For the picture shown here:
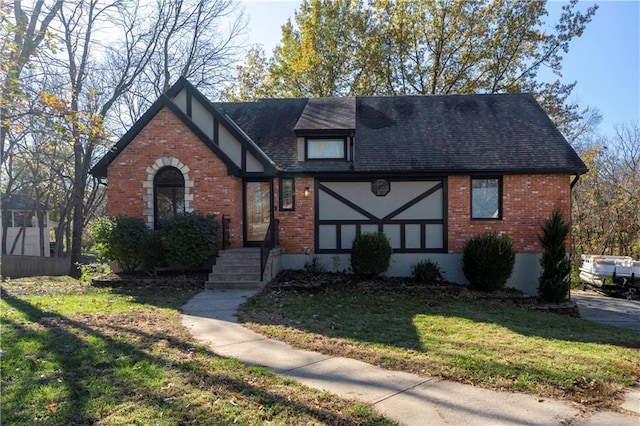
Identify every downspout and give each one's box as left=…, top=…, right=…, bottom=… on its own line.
left=570, top=175, right=580, bottom=189
left=569, top=174, right=581, bottom=298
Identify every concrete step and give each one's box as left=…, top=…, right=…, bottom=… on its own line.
left=218, top=249, right=261, bottom=259
left=208, top=272, right=261, bottom=282
left=212, top=264, right=261, bottom=274
left=215, top=258, right=262, bottom=267
left=204, top=280, right=265, bottom=290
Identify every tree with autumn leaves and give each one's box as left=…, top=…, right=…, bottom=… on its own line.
left=1, top=0, right=245, bottom=276
left=224, top=0, right=598, bottom=142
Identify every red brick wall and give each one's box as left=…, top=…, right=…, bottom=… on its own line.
left=448, top=174, right=572, bottom=253
left=274, top=176, right=315, bottom=254
left=106, top=107, right=244, bottom=248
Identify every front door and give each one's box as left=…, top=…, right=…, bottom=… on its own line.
left=244, top=180, right=272, bottom=245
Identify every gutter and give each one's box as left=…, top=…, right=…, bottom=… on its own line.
left=570, top=175, right=580, bottom=189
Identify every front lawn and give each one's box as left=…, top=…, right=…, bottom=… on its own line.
left=0, top=276, right=394, bottom=425
left=238, top=275, right=640, bottom=410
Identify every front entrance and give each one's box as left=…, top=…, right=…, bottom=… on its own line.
left=244, top=180, right=272, bottom=245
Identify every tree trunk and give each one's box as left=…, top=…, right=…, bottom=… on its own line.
left=69, top=142, right=84, bottom=277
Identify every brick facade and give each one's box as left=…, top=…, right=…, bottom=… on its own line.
left=106, top=107, right=244, bottom=248
left=447, top=174, right=571, bottom=253
left=106, top=107, right=572, bottom=257
left=273, top=176, right=315, bottom=254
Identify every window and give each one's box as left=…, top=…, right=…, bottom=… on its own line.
left=279, top=177, right=295, bottom=211
left=11, top=211, right=33, bottom=227
left=471, top=177, right=502, bottom=219
left=154, top=167, right=185, bottom=227
left=306, top=138, right=346, bottom=160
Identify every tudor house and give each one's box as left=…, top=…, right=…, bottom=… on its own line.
left=90, top=78, right=587, bottom=294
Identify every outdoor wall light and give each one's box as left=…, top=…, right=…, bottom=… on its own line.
left=304, top=187, right=310, bottom=197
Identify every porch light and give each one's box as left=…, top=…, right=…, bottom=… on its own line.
left=304, top=187, right=310, bottom=197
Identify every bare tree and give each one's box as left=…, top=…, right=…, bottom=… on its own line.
left=572, top=122, right=640, bottom=260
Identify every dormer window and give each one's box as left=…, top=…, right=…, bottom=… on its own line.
left=306, top=137, right=347, bottom=160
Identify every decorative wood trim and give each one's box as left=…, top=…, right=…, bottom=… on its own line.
left=318, top=183, right=378, bottom=221
left=380, top=182, right=443, bottom=221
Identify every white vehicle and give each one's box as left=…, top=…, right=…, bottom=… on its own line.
left=579, top=254, right=640, bottom=299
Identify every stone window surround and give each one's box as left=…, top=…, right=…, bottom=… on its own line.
left=142, top=156, right=194, bottom=228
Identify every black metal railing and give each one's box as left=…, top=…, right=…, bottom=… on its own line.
left=260, top=219, right=279, bottom=279
left=221, top=215, right=231, bottom=250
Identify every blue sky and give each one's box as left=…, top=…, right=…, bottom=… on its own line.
left=240, top=0, right=640, bottom=138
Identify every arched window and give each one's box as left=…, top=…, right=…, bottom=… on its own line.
left=154, top=167, right=185, bottom=227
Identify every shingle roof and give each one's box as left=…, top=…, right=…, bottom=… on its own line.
left=91, top=78, right=587, bottom=178
left=1, top=194, right=48, bottom=211
left=218, top=93, right=587, bottom=175
left=352, top=93, right=586, bottom=173
left=294, top=97, right=355, bottom=134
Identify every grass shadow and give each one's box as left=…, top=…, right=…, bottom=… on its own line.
left=239, top=283, right=640, bottom=406
left=1, top=286, right=393, bottom=425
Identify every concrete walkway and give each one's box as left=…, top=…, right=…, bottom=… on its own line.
left=181, top=289, right=640, bottom=426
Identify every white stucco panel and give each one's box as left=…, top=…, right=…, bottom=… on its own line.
left=218, top=124, right=242, bottom=167
left=191, top=99, right=214, bottom=140
left=321, top=181, right=439, bottom=219
left=172, top=89, right=188, bottom=113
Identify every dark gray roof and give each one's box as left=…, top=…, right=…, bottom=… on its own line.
left=352, top=93, right=585, bottom=173
left=294, top=97, right=355, bottom=134
left=1, top=194, right=47, bottom=211
left=91, top=78, right=587, bottom=178
left=218, top=93, right=587, bottom=175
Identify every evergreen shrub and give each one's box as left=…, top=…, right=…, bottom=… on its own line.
left=462, top=231, right=515, bottom=291
left=350, top=232, right=392, bottom=277
left=538, top=208, right=571, bottom=303
left=92, top=216, right=148, bottom=273
left=411, top=260, right=444, bottom=284
left=161, top=213, right=220, bottom=272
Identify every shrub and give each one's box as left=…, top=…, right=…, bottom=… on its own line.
left=161, top=213, right=220, bottom=271
left=78, top=261, right=111, bottom=283
left=92, top=216, right=148, bottom=273
left=411, top=260, right=443, bottom=284
left=350, top=232, right=392, bottom=277
left=304, top=255, right=326, bottom=273
left=140, top=230, right=166, bottom=275
left=538, top=208, right=571, bottom=303
left=462, top=231, right=515, bottom=291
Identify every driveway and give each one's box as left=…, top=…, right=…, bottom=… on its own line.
left=572, top=290, right=640, bottom=333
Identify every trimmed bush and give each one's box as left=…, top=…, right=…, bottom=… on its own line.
left=140, top=230, right=166, bottom=275
left=161, top=213, right=220, bottom=272
left=411, top=260, right=444, bottom=284
left=92, top=216, right=148, bottom=273
left=538, top=208, right=571, bottom=303
left=462, top=231, right=515, bottom=291
left=350, top=232, right=392, bottom=277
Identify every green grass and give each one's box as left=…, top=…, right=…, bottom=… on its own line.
left=239, top=282, right=640, bottom=409
left=1, top=276, right=395, bottom=425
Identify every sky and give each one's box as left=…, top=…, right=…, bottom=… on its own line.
left=238, top=0, right=640, bottom=138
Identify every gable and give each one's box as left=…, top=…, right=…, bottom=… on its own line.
left=90, top=79, right=275, bottom=179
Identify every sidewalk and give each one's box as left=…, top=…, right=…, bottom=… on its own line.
left=181, top=289, right=640, bottom=426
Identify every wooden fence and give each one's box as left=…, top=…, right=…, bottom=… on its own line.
left=1, top=255, right=70, bottom=278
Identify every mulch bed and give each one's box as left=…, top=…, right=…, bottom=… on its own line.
left=92, top=271, right=208, bottom=289
left=266, top=270, right=581, bottom=317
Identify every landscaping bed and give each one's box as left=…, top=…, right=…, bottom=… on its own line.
left=268, top=270, right=580, bottom=316
left=91, top=271, right=208, bottom=289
